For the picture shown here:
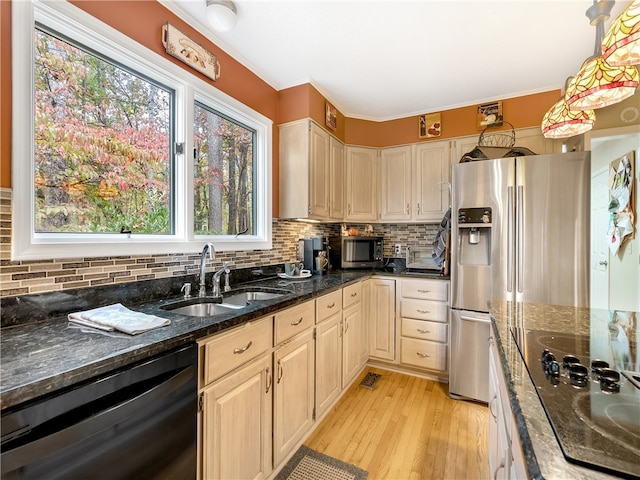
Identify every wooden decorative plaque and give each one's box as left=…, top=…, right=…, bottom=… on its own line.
left=162, top=23, right=220, bottom=81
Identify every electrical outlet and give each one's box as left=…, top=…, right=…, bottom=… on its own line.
left=394, top=243, right=402, bottom=256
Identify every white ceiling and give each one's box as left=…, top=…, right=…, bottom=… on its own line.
left=160, top=0, right=632, bottom=121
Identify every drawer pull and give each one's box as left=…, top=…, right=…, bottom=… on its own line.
left=233, top=341, right=253, bottom=354
left=417, top=328, right=431, bottom=334
left=327, top=302, right=336, bottom=308
left=291, top=317, right=303, bottom=326
left=416, top=352, right=431, bottom=358
left=417, top=309, right=431, bottom=314
left=417, top=289, right=431, bottom=293
left=351, top=293, right=357, bottom=297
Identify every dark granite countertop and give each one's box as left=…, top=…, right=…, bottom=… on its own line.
left=0, top=267, right=448, bottom=411
left=488, top=301, right=634, bottom=480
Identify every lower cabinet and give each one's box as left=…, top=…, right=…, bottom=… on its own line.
left=488, top=336, right=526, bottom=480
left=201, top=354, right=273, bottom=480
left=367, top=278, right=396, bottom=361
left=273, top=328, right=316, bottom=467
left=315, top=312, right=343, bottom=418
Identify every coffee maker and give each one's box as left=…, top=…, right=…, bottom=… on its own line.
left=297, top=237, right=329, bottom=275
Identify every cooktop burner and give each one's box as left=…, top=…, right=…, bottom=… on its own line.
left=511, top=327, right=640, bottom=479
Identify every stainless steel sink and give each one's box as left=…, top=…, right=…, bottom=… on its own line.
left=162, top=287, right=290, bottom=317
left=162, top=296, right=247, bottom=317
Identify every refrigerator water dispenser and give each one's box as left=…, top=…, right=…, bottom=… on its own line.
left=457, top=208, right=492, bottom=266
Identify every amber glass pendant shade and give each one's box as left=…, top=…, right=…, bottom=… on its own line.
left=541, top=99, right=596, bottom=139
left=564, top=57, right=639, bottom=110
left=601, top=0, right=640, bottom=66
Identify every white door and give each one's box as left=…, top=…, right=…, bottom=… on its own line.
left=590, top=167, right=610, bottom=309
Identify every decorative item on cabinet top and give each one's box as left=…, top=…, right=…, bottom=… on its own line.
left=162, top=23, right=221, bottom=81
left=418, top=112, right=442, bottom=138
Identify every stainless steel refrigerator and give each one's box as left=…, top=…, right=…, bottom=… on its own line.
left=448, top=151, right=591, bottom=402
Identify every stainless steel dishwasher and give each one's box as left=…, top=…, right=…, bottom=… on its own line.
left=1, top=343, right=197, bottom=479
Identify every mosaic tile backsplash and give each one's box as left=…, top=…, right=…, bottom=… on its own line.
left=0, top=188, right=439, bottom=297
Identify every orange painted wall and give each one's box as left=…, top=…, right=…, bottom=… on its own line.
left=1, top=0, right=11, bottom=188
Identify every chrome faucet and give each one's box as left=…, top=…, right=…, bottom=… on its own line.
left=212, top=262, right=230, bottom=297
left=199, top=242, right=215, bottom=297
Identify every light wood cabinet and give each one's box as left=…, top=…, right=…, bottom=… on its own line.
left=398, top=279, right=449, bottom=374
left=329, top=136, right=345, bottom=220
left=315, top=312, right=342, bottom=417
left=414, top=141, right=451, bottom=221
left=199, top=317, right=274, bottom=480
left=368, top=277, right=396, bottom=361
left=380, top=146, right=412, bottom=221
left=279, top=119, right=337, bottom=220
left=273, top=328, right=315, bottom=467
left=341, top=282, right=366, bottom=388
left=488, top=336, right=527, bottom=480
left=345, top=146, right=378, bottom=222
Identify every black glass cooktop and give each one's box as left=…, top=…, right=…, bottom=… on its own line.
left=511, top=319, right=640, bottom=479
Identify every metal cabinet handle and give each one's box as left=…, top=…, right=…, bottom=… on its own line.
left=493, top=459, right=505, bottom=480
left=417, top=289, right=431, bottom=293
left=265, top=366, right=272, bottom=393
left=351, top=293, right=357, bottom=298
left=406, top=203, right=410, bottom=214
left=344, top=319, right=349, bottom=333
left=416, top=352, right=431, bottom=358
left=417, top=203, right=421, bottom=215
left=348, top=203, right=352, bottom=214
left=599, top=260, right=608, bottom=266
left=233, top=340, right=252, bottom=354
left=417, top=309, right=431, bottom=314
left=291, top=317, right=303, bottom=326
left=327, top=302, right=335, bottom=308
left=417, top=328, right=431, bottom=334
left=277, top=360, right=283, bottom=383
left=489, top=394, right=498, bottom=420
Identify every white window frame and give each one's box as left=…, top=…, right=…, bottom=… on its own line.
left=12, top=0, right=272, bottom=261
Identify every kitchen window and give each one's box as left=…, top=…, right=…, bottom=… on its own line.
left=12, top=1, right=272, bottom=260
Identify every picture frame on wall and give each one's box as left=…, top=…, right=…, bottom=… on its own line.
left=325, top=102, right=337, bottom=130
left=477, top=101, right=503, bottom=129
left=418, top=113, right=442, bottom=138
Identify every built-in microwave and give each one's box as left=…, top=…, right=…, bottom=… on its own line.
left=329, top=236, right=384, bottom=269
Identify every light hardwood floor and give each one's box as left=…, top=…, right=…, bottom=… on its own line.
left=305, top=367, right=489, bottom=480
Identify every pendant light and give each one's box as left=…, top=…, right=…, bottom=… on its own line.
left=601, top=0, right=640, bottom=66
left=542, top=78, right=596, bottom=139
left=565, top=0, right=639, bottom=111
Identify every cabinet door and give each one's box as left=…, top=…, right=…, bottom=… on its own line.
left=342, top=301, right=363, bottom=388
left=329, top=136, right=345, bottom=220
left=201, top=355, right=272, bottom=480
left=273, top=330, right=315, bottom=467
left=345, top=146, right=378, bottom=221
left=368, top=278, right=396, bottom=361
left=309, top=122, right=330, bottom=218
left=415, top=141, right=450, bottom=221
left=380, top=146, right=412, bottom=221
left=316, top=313, right=342, bottom=417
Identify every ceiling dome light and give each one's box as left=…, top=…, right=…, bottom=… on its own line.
left=541, top=97, right=596, bottom=139
left=601, top=0, right=640, bottom=66
left=206, top=0, right=237, bottom=32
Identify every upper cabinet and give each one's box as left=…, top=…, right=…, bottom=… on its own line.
left=345, top=146, right=378, bottom=222
left=279, top=119, right=343, bottom=221
left=379, top=142, right=450, bottom=223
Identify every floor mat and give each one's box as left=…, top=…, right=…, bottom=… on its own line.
left=274, top=445, right=368, bottom=480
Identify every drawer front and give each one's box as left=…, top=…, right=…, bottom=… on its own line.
left=400, top=338, right=447, bottom=372
left=401, top=280, right=448, bottom=302
left=343, top=282, right=362, bottom=309
left=202, top=316, right=273, bottom=385
left=316, top=290, right=342, bottom=323
left=275, top=300, right=315, bottom=345
left=401, top=299, right=447, bottom=322
left=401, top=318, right=448, bottom=343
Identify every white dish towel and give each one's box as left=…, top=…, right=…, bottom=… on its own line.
left=68, top=303, right=170, bottom=335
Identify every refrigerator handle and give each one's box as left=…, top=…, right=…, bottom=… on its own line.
left=507, top=186, right=514, bottom=296
left=517, top=185, right=524, bottom=295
